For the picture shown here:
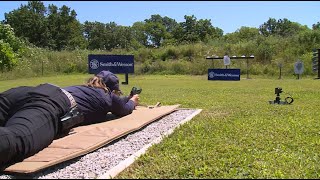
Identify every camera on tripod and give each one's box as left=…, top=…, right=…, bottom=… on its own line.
left=275, top=87, right=282, bottom=95
left=269, top=87, right=294, bottom=105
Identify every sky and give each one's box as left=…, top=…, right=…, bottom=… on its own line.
left=1, top=1, right=320, bottom=34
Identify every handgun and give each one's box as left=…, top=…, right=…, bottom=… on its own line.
left=130, top=86, right=142, bottom=96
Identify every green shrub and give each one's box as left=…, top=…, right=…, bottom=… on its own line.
left=170, top=61, right=187, bottom=74
left=166, top=47, right=179, bottom=60
left=0, top=34, right=318, bottom=80
left=134, top=48, right=154, bottom=63
left=0, top=24, right=25, bottom=71
left=0, top=41, right=17, bottom=71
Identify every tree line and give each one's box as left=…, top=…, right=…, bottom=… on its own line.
left=1, top=1, right=320, bottom=75
left=3, top=1, right=319, bottom=51
left=2, top=1, right=224, bottom=51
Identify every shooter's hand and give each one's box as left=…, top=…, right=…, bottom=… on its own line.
left=130, top=94, right=140, bottom=106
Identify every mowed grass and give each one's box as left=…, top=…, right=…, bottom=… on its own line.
left=1, top=74, right=320, bottom=178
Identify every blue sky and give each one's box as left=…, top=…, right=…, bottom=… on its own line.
left=1, top=1, right=319, bottom=34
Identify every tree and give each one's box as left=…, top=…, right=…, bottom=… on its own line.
left=297, top=28, right=320, bottom=51
left=173, top=15, right=221, bottom=44
left=259, top=18, right=278, bottom=36
left=47, top=4, right=86, bottom=50
left=83, top=21, right=106, bottom=50
left=181, top=15, right=199, bottom=43
left=259, top=17, right=307, bottom=37
left=144, top=21, right=166, bottom=47
left=5, top=1, right=85, bottom=50
left=312, top=21, right=320, bottom=30
left=276, top=19, right=306, bottom=37
left=4, top=1, right=50, bottom=48
left=84, top=21, right=133, bottom=50
left=254, top=36, right=277, bottom=64
left=197, top=19, right=217, bottom=42
left=144, top=14, right=178, bottom=47
left=224, top=27, right=260, bottom=43
left=114, top=25, right=133, bottom=49
left=131, top=21, right=148, bottom=48
left=104, top=22, right=118, bottom=50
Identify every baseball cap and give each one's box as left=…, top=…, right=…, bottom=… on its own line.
left=96, top=70, right=121, bottom=93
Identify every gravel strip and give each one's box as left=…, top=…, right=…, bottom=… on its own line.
left=0, top=109, right=198, bottom=179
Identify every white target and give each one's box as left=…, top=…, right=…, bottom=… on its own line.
left=223, top=55, right=231, bottom=66
left=294, top=60, right=304, bottom=75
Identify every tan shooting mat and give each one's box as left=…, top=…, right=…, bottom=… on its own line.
left=4, top=104, right=180, bottom=174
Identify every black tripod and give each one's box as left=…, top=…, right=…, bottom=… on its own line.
left=274, top=92, right=282, bottom=104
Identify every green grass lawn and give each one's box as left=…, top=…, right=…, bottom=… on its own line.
left=1, top=74, right=320, bottom=178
